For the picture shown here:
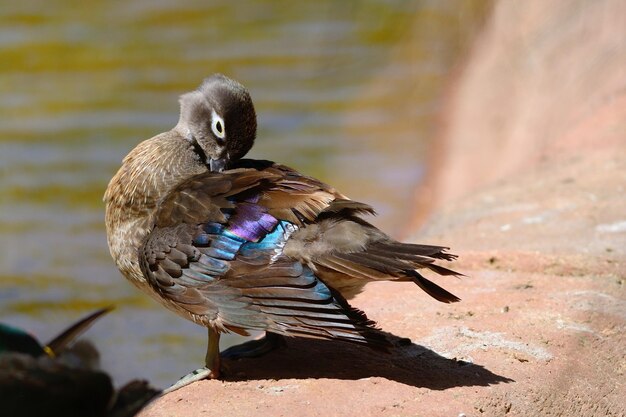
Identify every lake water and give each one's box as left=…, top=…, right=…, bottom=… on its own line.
left=0, top=0, right=489, bottom=387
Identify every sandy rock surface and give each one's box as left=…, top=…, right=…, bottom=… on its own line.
left=139, top=1, right=625, bottom=416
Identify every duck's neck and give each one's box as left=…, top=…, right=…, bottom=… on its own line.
left=104, top=131, right=205, bottom=285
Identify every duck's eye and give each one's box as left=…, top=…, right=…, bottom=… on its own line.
left=211, top=110, right=226, bottom=139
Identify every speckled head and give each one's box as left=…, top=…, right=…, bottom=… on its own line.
left=177, top=74, right=257, bottom=172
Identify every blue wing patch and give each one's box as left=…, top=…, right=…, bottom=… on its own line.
left=190, top=219, right=297, bottom=283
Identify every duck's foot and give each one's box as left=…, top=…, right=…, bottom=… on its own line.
left=221, top=332, right=286, bottom=360
left=163, top=328, right=222, bottom=395
left=163, top=366, right=217, bottom=394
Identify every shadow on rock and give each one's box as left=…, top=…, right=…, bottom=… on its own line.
left=222, top=332, right=513, bottom=390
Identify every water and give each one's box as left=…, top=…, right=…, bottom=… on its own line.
left=0, top=0, right=489, bottom=387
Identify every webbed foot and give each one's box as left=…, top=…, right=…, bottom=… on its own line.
left=163, top=366, right=218, bottom=394
left=163, top=327, right=222, bottom=394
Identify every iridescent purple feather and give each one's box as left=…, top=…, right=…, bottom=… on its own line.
left=227, top=203, right=278, bottom=242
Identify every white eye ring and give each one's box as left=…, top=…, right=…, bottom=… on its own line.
left=211, top=110, right=226, bottom=140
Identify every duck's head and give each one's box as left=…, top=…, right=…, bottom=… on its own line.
left=175, top=74, right=257, bottom=172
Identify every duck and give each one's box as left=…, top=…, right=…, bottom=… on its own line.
left=104, top=74, right=461, bottom=392
left=0, top=307, right=111, bottom=362
left=0, top=307, right=159, bottom=417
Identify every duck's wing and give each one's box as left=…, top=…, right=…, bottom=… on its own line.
left=139, top=162, right=389, bottom=349
left=237, top=163, right=462, bottom=304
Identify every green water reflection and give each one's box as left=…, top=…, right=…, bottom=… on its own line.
left=0, top=0, right=490, bottom=387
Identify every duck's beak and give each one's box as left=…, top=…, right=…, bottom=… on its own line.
left=209, top=157, right=228, bottom=172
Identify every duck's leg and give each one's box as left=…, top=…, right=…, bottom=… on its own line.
left=205, top=327, right=221, bottom=378
left=220, top=332, right=286, bottom=360
left=163, top=328, right=221, bottom=394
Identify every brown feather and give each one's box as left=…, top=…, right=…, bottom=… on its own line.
left=408, top=271, right=461, bottom=303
